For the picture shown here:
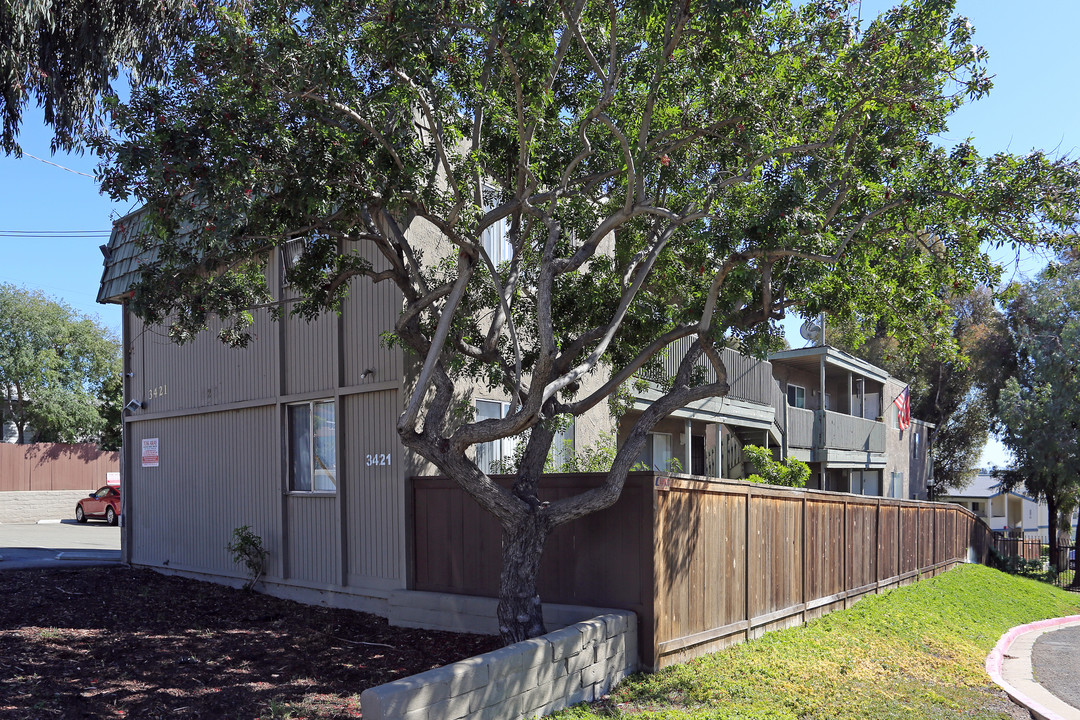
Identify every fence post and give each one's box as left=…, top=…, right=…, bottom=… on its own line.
left=875, top=498, right=881, bottom=588
left=897, top=502, right=903, bottom=581
left=914, top=505, right=920, bottom=578
left=842, top=497, right=849, bottom=605
left=801, top=492, right=808, bottom=623
left=745, top=485, right=752, bottom=639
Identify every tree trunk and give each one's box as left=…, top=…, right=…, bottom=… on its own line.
left=497, top=511, right=549, bottom=644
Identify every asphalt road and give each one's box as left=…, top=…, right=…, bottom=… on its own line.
left=1032, top=624, right=1080, bottom=714
left=0, top=520, right=121, bottom=570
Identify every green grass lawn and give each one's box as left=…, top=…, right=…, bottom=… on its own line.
left=558, top=565, right=1080, bottom=720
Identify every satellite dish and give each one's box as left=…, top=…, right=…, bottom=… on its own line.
left=799, top=320, right=822, bottom=345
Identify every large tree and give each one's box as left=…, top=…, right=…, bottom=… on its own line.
left=0, top=285, right=122, bottom=448
left=92, top=0, right=1080, bottom=642
left=829, top=286, right=1012, bottom=492
left=0, top=0, right=197, bottom=153
left=997, top=255, right=1080, bottom=575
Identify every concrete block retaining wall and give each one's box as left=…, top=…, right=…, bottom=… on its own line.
left=360, top=611, right=638, bottom=720
left=0, top=490, right=91, bottom=524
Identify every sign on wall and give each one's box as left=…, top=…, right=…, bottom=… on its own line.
left=141, top=438, right=160, bottom=468
left=106, top=472, right=120, bottom=487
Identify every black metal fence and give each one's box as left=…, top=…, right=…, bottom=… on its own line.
left=992, top=533, right=1077, bottom=589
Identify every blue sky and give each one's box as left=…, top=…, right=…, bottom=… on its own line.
left=1, top=1, right=1075, bottom=467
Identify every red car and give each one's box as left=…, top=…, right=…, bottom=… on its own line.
left=76, top=486, right=121, bottom=525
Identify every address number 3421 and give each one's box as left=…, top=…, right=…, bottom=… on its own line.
left=365, top=453, right=391, bottom=467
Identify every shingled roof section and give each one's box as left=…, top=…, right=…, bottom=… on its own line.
left=97, top=207, right=157, bottom=304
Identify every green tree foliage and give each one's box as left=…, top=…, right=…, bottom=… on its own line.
left=828, top=287, right=1011, bottom=492
left=0, top=0, right=196, bottom=152
left=743, top=445, right=810, bottom=487
left=997, top=255, right=1080, bottom=574
left=90, top=0, right=1080, bottom=642
left=0, top=285, right=122, bottom=448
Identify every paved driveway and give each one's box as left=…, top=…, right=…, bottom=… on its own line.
left=0, top=520, right=120, bottom=570
left=1032, top=624, right=1080, bottom=715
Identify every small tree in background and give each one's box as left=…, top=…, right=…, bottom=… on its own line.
left=997, top=254, right=1080, bottom=575
left=0, top=285, right=122, bottom=448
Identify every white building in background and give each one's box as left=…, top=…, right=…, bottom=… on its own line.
left=940, top=472, right=1078, bottom=539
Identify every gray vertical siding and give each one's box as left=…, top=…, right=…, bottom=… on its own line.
left=786, top=406, right=815, bottom=449
left=131, top=310, right=278, bottom=411
left=638, top=340, right=775, bottom=406
left=823, top=411, right=886, bottom=452
left=341, top=242, right=404, bottom=387
left=284, top=494, right=341, bottom=585
left=128, top=407, right=281, bottom=579
left=344, top=389, right=407, bottom=586
left=283, top=310, right=338, bottom=395
left=123, top=244, right=414, bottom=601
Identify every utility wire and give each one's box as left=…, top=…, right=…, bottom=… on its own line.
left=0, top=230, right=110, bottom=237
left=19, top=152, right=96, bottom=178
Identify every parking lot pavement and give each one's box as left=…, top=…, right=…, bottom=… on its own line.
left=0, top=520, right=121, bottom=570
left=1032, top=624, right=1080, bottom=716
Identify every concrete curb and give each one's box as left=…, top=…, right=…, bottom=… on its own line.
left=986, top=614, right=1080, bottom=720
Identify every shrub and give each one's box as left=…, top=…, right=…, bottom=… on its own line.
left=227, top=525, right=269, bottom=591
left=743, top=444, right=810, bottom=488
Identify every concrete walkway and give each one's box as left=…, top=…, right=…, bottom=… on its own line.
left=987, top=615, right=1080, bottom=720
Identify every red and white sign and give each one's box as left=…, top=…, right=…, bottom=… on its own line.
left=106, top=472, right=120, bottom=487
left=141, top=438, right=160, bottom=468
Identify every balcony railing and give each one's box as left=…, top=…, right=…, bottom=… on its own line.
left=786, top=406, right=815, bottom=449
left=637, top=339, right=775, bottom=407
left=823, top=410, right=885, bottom=452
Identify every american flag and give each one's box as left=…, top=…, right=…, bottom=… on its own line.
left=893, top=386, right=911, bottom=431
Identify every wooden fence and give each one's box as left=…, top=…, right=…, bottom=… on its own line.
left=0, top=443, right=119, bottom=492
left=411, top=473, right=993, bottom=669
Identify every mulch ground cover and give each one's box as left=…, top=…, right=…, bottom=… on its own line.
left=0, top=566, right=502, bottom=719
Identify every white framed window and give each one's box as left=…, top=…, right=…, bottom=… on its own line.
left=481, top=186, right=512, bottom=266
left=475, top=400, right=516, bottom=473
left=287, top=400, right=337, bottom=492
left=787, top=384, right=806, bottom=409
